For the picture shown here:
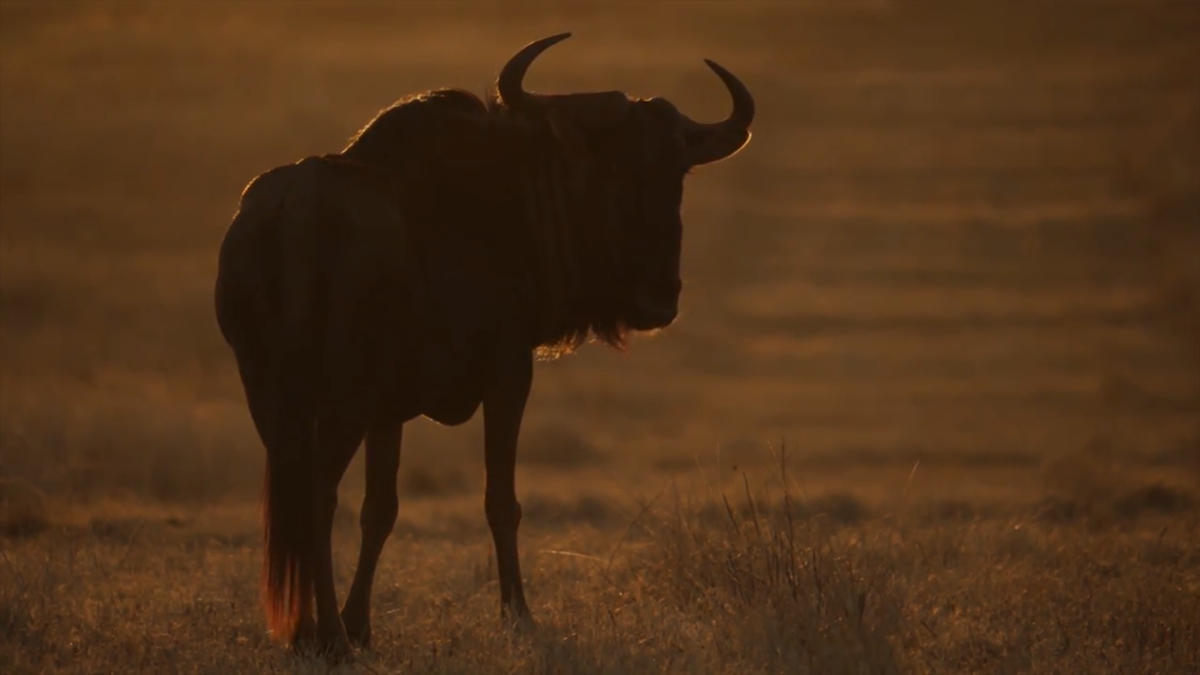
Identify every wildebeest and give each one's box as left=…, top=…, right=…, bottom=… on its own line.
left=214, top=32, right=754, bottom=658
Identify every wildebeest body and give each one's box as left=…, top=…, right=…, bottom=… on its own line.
left=214, top=33, right=755, bottom=659
left=218, top=154, right=514, bottom=429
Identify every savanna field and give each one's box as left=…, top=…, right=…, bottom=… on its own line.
left=1, top=1, right=1199, bottom=673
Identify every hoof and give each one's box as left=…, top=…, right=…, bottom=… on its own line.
left=324, top=639, right=355, bottom=664
left=293, top=626, right=354, bottom=663
left=502, top=608, right=538, bottom=634
left=514, top=614, right=538, bottom=635
left=343, top=619, right=371, bottom=650
left=318, top=627, right=355, bottom=663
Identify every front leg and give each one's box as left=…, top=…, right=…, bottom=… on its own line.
left=482, top=347, right=534, bottom=622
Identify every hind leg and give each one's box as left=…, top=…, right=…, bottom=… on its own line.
left=341, top=422, right=403, bottom=647
left=301, top=413, right=365, bottom=660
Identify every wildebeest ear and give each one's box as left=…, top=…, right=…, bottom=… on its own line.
left=546, top=109, right=592, bottom=167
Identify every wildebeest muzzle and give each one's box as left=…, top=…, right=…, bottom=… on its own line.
left=627, top=278, right=682, bottom=331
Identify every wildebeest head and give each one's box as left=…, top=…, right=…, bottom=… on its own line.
left=493, top=33, right=755, bottom=341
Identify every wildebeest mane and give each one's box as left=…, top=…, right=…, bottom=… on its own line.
left=339, top=87, right=631, bottom=360
left=343, top=89, right=489, bottom=160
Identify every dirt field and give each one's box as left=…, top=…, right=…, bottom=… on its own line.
left=2, top=1, right=1199, bottom=673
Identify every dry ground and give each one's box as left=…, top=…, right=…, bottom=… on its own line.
left=2, top=1, right=1199, bottom=673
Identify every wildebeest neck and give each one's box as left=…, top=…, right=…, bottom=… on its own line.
left=339, top=88, right=628, bottom=358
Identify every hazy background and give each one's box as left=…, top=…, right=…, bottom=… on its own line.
left=2, top=3, right=1198, bottom=672
left=1, top=0, right=1197, bottom=503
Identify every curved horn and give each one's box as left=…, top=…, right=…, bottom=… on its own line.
left=680, top=59, right=756, bottom=166
left=497, top=32, right=630, bottom=127
left=497, top=32, right=573, bottom=113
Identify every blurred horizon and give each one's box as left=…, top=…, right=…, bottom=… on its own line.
left=2, top=4, right=1198, bottom=671
left=1, top=0, right=1197, bottom=500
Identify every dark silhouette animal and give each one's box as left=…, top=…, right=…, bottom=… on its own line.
left=214, top=32, right=755, bottom=658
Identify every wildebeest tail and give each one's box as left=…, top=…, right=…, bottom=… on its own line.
left=258, top=157, right=329, bottom=645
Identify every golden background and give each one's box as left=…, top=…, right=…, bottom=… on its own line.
left=1, top=1, right=1197, bottom=672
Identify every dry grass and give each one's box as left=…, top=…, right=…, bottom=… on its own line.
left=2, top=1, right=1199, bottom=673
left=3, top=454, right=1198, bottom=674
